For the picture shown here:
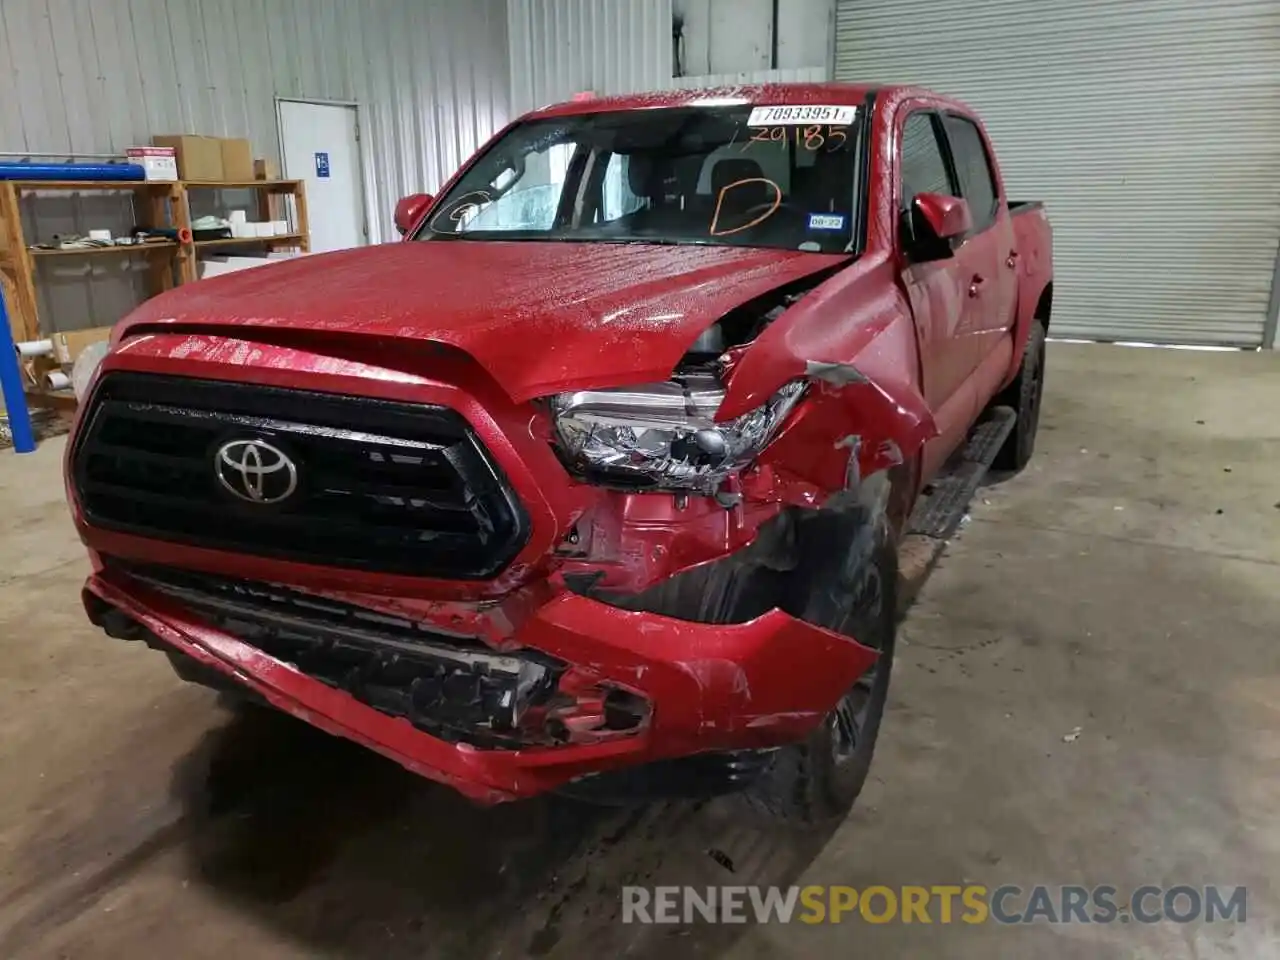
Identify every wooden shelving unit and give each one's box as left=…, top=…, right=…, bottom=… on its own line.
left=0, top=179, right=187, bottom=348
left=0, top=177, right=309, bottom=406
left=179, top=179, right=309, bottom=283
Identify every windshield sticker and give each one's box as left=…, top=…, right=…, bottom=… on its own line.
left=747, top=104, right=856, bottom=126
left=807, top=213, right=847, bottom=232
left=709, top=178, right=782, bottom=236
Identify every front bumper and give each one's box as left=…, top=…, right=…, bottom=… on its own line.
left=86, top=564, right=877, bottom=804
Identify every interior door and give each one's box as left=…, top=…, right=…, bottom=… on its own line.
left=278, top=100, right=367, bottom=252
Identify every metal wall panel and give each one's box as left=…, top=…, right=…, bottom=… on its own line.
left=835, top=0, right=1280, bottom=347
left=667, top=66, right=828, bottom=89
left=0, top=0, right=511, bottom=333
left=506, top=0, right=674, bottom=115
left=674, top=0, right=834, bottom=76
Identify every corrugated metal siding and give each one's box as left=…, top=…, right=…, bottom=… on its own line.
left=667, top=66, right=829, bottom=89
left=0, top=0, right=510, bottom=333
left=835, top=0, right=1280, bottom=347
left=507, top=0, right=673, bottom=115
left=674, top=0, right=834, bottom=76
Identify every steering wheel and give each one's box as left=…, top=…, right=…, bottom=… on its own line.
left=740, top=200, right=806, bottom=223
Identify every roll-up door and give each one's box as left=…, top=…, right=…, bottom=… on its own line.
left=835, top=0, right=1280, bottom=346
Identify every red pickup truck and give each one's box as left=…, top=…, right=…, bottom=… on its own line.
left=68, top=83, right=1052, bottom=822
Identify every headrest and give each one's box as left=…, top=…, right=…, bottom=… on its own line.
left=711, top=158, right=766, bottom=197
left=627, top=154, right=654, bottom=198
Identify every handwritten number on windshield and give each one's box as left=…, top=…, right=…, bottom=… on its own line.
left=746, top=126, right=788, bottom=149
left=743, top=125, right=849, bottom=152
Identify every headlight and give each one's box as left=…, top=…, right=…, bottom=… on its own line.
left=550, top=371, right=805, bottom=490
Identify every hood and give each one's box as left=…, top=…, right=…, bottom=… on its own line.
left=120, top=240, right=847, bottom=401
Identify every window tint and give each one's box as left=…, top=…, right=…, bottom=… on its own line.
left=900, top=113, right=952, bottom=210
left=943, top=115, right=998, bottom=230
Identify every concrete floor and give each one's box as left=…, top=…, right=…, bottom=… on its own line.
left=1, top=342, right=1278, bottom=958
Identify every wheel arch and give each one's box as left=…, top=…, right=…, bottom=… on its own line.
left=1036, top=281, right=1053, bottom=331
left=1004, top=277, right=1053, bottom=389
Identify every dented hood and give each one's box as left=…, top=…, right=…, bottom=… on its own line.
left=121, top=240, right=847, bottom=402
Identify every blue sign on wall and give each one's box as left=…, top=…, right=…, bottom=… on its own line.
left=315, top=152, right=330, bottom=178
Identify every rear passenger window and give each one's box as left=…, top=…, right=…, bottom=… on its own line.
left=900, top=113, right=953, bottom=210
left=943, top=116, right=998, bottom=231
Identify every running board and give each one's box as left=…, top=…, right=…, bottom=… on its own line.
left=906, top=405, right=1017, bottom=541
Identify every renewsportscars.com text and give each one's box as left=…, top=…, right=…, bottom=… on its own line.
left=622, top=884, right=1247, bottom=925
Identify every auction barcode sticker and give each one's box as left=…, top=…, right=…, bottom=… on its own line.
left=747, top=104, right=857, bottom=126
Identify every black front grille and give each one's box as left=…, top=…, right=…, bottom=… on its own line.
left=73, top=373, right=529, bottom=578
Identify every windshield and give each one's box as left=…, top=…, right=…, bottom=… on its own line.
left=419, top=104, right=862, bottom=253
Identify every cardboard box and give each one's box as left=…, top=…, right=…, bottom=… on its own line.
left=52, top=327, right=114, bottom=365
left=254, top=158, right=279, bottom=181
left=152, top=135, right=223, bottom=181
left=125, top=146, right=178, bottom=181
left=220, top=138, right=254, bottom=181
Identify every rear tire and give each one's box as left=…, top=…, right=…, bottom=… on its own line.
left=993, top=319, right=1046, bottom=472
left=738, top=519, right=897, bottom=826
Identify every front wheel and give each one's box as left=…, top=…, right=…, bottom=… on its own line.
left=739, top=523, right=897, bottom=825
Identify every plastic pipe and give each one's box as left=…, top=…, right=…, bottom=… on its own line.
left=0, top=286, right=35, bottom=453
left=0, top=162, right=145, bottom=181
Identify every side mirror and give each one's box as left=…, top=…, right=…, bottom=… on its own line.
left=904, top=192, right=972, bottom=261
left=394, top=193, right=433, bottom=236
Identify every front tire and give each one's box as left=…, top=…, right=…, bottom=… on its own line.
left=739, top=520, right=897, bottom=825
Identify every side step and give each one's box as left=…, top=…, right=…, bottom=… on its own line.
left=906, top=405, right=1017, bottom=541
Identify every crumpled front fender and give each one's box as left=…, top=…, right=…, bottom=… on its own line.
left=719, top=254, right=937, bottom=486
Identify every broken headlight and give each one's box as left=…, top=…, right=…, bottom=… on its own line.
left=549, top=372, right=805, bottom=491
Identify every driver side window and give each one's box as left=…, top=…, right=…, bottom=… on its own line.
left=900, top=112, right=954, bottom=211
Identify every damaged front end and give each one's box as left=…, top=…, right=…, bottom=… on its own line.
left=68, top=253, right=938, bottom=804
left=88, top=561, right=651, bottom=751
left=542, top=268, right=939, bottom=598
left=554, top=254, right=936, bottom=498
left=82, top=551, right=878, bottom=803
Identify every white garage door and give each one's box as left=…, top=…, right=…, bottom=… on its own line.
left=835, top=0, right=1280, bottom=347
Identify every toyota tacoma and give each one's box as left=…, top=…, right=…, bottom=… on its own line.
left=67, top=83, right=1053, bottom=822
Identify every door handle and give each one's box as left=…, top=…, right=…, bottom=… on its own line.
left=968, top=274, right=985, bottom=298
left=1006, top=251, right=1020, bottom=269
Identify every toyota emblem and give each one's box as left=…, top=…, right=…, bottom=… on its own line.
left=214, top=439, right=298, bottom=504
